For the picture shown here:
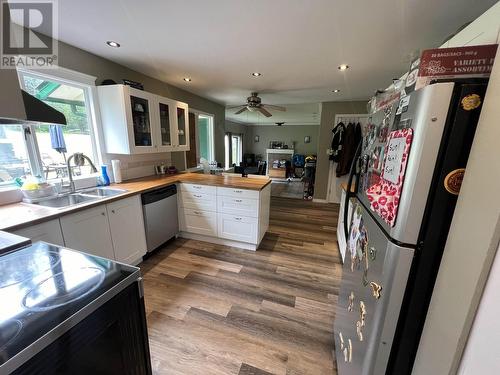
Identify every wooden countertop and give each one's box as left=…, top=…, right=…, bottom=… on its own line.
left=0, top=173, right=271, bottom=232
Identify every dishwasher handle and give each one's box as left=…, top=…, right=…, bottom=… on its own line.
left=141, top=185, right=177, bottom=205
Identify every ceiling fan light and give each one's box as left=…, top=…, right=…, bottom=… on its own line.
left=338, top=64, right=349, bottom=71
left=251, top=72, right=262, bottom=77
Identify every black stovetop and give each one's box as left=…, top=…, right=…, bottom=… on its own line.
left=0, top=242, right=138, bottom=369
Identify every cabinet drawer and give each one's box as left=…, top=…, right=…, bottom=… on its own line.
left=217, top=187, right=259, bottom=200
left=217, top=213, right=258, bottom=244
left=178, top=190, right=216, bottom=211
left=217, top=195, right=258, bottom=218
left=180, top=183, right=216, bottom=195
left=11, top=219, right=65, bottom=247
left=179, top=208, right=217, bottom=237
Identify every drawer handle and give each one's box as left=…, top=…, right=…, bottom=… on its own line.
left=194, top=194, right=202, bottom=198
left=234, top=190, right=243, bottom=193
left=234, top=217, right=242, bottom=221
left=234, top=199, right=242, bottom=203
left=193, top=211, right=202, bottom=215
left=193, top=186, right=202, bottom=189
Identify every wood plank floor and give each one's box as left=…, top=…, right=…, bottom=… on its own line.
left=140, top=197, right=342, bottom=375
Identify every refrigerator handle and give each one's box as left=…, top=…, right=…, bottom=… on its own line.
left=344, top=141, right=362, bottom=239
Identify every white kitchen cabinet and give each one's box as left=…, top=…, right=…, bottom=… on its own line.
left=107, top=196, right=147, bottom=265
left=179, top=207, right=217, bottom=237
left=172, top=101, right=190, bottom=151
left=218, top=213, right=258, bottom=243
left=178, top=190, right=217, bottom=212
left=98, top=84, right=189, bottom=154
left=217, top=195, right=259, bottom=218
left=60, top=205, right=115, bottom=260
left=11, top=219, right=65, bottom=246
left=178, top=182, right=271, bottom=250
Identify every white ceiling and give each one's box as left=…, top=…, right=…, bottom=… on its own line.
left=227, top=103, right=321, bottom=126
left=55, top=0, right=497, bottom=124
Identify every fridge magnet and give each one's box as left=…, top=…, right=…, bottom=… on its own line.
left=461, top=94, right=481, bottom=111
left=444, top=168, right=465, bottom=195
left=348, top=292, right=355, bottom=312
left=359, top=301, right=366, bottom=326
left=356, top=320, right=364, bottom=342
left=366, top=128, right=413, bottom=227
left=254, top=135, right=260, bottom=142
left=370, top=281, right=382, bottom=300
left=304, top=136, right=311, bottom=143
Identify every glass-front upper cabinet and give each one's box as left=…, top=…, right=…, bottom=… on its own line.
left=130, top=94, right=153, bottom=149
left=173, top=101, right=190, bottom=151
left=156, top=99, right=172, bottom=151
left=97, top=85, right=189, bottom=154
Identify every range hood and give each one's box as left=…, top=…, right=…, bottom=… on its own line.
left=0, top=68, right=67, bottom=126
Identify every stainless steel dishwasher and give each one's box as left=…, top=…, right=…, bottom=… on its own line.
left=141, top=184, right=178, bottom=252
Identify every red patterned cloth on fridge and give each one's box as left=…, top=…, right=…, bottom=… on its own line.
left=366, top=128, right=413, bottom=227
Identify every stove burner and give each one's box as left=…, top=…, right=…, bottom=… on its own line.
left=0, top=320, right=22, bottom=349
left=0, top=250, right=61, bottom=289
left=22, top=267, right=105, bottom=312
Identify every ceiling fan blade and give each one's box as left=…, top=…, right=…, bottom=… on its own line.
left=262, top=104, right=286, bottom=112
left=226, top=104, right=247, bottom=109
left=257, top=107, right=272, bottom=117
left=234, top=107, right=248, bottom=115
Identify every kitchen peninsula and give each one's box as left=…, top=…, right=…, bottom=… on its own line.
left=1, top=173, right=271, bottom=262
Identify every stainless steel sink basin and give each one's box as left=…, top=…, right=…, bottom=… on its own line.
left=34, top=194, right=99, bottom=208
left=29, top=187, right=127, bottom=209
left=79, top=187, right=127, bottom=197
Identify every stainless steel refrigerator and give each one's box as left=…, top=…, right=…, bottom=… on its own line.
left=334, top=80, right=488, bottom=375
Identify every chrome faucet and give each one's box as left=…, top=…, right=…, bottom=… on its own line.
left=64, top=152, right=98, bottom=193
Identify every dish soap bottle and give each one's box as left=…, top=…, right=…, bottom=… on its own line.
left=98, top=165, right=110, bottom=186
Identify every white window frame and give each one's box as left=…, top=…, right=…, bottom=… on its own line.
left=186, top=108, right=215, bottom=169
left=231, top=134, right=242, bottom=166
left=12, top=67, right=103, bottom=185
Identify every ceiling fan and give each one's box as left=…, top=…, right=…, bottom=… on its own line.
left=227, top=92, right=286, bottom=118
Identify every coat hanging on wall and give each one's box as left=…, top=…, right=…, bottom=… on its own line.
left=330, top=121, right=345, bottom=162
left=336, top=122, right=362, bottom=177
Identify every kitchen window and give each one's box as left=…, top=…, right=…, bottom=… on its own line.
left=0, top=68, right=101, bottom=187
left=197, top=114, right=214, bottom=162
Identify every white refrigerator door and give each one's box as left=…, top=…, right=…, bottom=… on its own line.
left=357, top=82, right=455, bottom=245
left=334, top=201, right=414, bottom=375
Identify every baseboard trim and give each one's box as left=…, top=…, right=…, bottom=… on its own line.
left=312, top=198, right=328, bottom=203
left=178, top=232, right=258, bottom=251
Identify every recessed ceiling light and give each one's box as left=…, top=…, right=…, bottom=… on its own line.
left=332, top=89, right=341, bottom=93
left=338, top=64, right=349, bottom=71
left=106, top=41, right=120, bottom=48
left=251, top=72, right=262, bottom=77
left=183, top=77, right=192, bottom=82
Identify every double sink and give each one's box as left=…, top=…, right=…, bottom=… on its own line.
left=31, top=187, right=127, bottom=208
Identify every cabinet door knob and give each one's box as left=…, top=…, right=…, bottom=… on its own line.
left=234, top=199, right=242, bottom=203
left=101, top=212, right=106, bottom=216
left=111, top=209, right=115, bottom=214
left=234, top=217, right=242, bottom=221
